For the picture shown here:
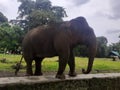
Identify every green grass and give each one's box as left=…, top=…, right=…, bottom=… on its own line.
left=0, top=54, right=25, bottom=71
left=0, top=54, right=120, bottom=74
left=93, top=58, right=120, bottom=73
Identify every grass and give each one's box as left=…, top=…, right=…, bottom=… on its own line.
left=93, top=58, right=120, bottom=72
left=0, top=54, right=120, bottom=74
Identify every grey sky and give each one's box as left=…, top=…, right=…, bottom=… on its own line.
left=0, top=0, right=120, bottom=44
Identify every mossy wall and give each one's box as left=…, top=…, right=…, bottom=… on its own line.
left=0, top=73, right=120, bottom=90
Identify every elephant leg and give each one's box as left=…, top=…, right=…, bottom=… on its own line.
left=56, top=49, right=70, bottom=79
left=68, top=50, right=77, bottom=77
left=24, top=57, right=33, bottom=76
left=56, top=56, right=68, bottom=79
left=34, top=57, right=43, bottom=75
left=54, top=37, right=70, bottom=79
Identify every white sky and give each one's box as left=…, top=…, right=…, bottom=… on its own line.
left=0, top=0, right=120, bottom=44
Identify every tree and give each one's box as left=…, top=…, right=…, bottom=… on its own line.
left=17, top=0, right=67, bottom=31
left=96, top=36, right=108, bottom=58
left=107, top=35, right=120, bottom=57
left=0, top=23, right=24, bottom=53
left=74, top=45, right=88, bottom=57
left=108, top=42, right=120, bottom=54
left=0, top=12, right=8, bottom=24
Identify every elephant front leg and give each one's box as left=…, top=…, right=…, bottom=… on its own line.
left=54, top=40, right=70, bottom=79
left=68, top=50, right=77, bottom=77
left=34, top=57, right=43, bottom=75
left=56, top=53, right=69, bottom=79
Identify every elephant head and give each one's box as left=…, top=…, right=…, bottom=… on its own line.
left=67, top=17, right=97, bottom=74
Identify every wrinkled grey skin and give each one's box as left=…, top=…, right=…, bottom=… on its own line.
left=22, top=17, right=97, bottom=79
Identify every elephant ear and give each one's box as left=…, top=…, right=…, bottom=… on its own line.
left=70, top=16, right=89, bottom=29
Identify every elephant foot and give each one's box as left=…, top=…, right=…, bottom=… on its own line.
left=25, top=73, right=33, bottom=76
left=68, top=71, right=77, bottom=77
left=56, top=74, right=65, bottom=79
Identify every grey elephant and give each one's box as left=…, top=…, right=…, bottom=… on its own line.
left=21, top=16, right=97, bottom=79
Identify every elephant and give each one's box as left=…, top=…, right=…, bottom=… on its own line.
left=22, top=16, right=97, bottom=79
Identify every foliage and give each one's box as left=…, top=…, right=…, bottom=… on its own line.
left=74, top=45, right=88, bottom=57
left=0, top=23, right=24, bottom=53
left=96, top=36, right=108, bottom=58
left=17, top=0, right=67, bottom=30
left=0, top=12, right=8, bottom=24
left=108, top=42, right=120, bottom=54
left=0, top=0, right=67, bottom=53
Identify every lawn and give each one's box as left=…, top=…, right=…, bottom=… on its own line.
left=0, top=54, right=120, bottom=75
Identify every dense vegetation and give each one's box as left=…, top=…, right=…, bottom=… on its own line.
left=0, top=0, right=66, bottom=54
left=0, top=0, right=120, bottom=58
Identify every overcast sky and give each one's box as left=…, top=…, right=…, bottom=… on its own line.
left=0, top=0, right=120, bottom=44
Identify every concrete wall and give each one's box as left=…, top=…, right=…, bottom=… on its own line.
left=0, top=73, right=120, bottom=90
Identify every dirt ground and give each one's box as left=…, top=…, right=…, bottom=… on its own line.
left=0, top=71, right=23, bottom=77
left=0, top=70, right=119, bottom=78
left=0, top=71, right=58, bottom=77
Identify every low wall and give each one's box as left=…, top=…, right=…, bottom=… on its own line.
left=0, top=73, right=120, bottom=90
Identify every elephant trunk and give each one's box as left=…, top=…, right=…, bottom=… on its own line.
left=82, top=41, right=97, bottom=74
left=82, top=57, right=94, bottom=74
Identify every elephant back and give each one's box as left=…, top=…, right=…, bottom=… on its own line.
left=69, top=17, right=91, bottom=33
left=70, top=16, right=90, bottom=30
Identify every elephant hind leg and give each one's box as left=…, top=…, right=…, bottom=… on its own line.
left=34, top=57, right=44, bottom=76
left=24, top=57, right=33, bottom=76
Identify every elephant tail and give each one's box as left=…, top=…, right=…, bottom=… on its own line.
left=15, top=55, right=23, bottom=75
